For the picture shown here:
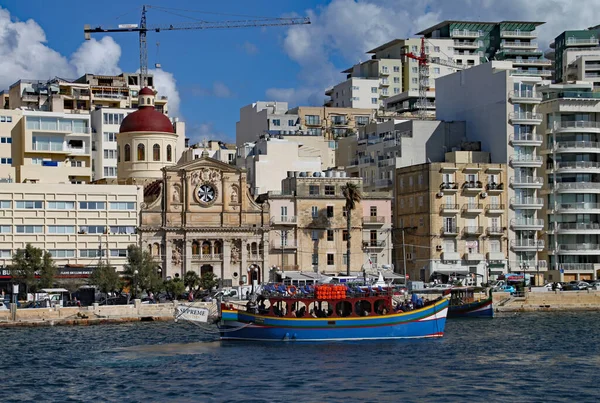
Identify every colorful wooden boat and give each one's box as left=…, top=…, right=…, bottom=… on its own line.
left=447, top=287, right=494, bottom=318
left=218, top=284, right=449, bottom=342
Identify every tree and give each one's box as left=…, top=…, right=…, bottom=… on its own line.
left=10, top=244, right=57, bottom=299
left=164, top=278, right=186, bottom=301
left=89, top=262, right=121, bottom=297
left=342, top=182, right=362, bottom=276
left=123, top=245, right=162, bottom=298
left=184, top=271, right=200, bottom=296
left=199, top=272, right=219, bottom=292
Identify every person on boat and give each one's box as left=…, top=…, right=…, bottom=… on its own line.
left=310, top=308, right=317, bottom=318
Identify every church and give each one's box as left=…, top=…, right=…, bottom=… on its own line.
left=118, top=88, right=269, bottom=286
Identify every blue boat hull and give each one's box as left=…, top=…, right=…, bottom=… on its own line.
left=218, top=298, right=449, bottom=342
left=448, top=298, right=493, bottom=318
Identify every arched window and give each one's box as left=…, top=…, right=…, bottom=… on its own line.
left=137, top=144, right=145, bottom=161
left=213, top=241, right=222, bottom=254
left=192, top=241, right=200, bottom=255
left=140, top=98, right=145, bottom=105
left=153, top=144, right=160, bottom=161
left=202, top=241, right=210, bottom=255
left=124, top=144, right=131, bottom=162
left=117, top=145, right=121, bottom=162
left=166, top=144, right=172, bottom=162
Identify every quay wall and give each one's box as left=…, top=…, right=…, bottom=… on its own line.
left=494, top=290, right=600, bottom=312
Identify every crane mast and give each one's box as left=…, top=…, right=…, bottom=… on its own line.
left=84, top=5, right=311, bottom=87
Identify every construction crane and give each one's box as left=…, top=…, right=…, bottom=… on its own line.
left=404, top=37, right=464, bottom=119
left=84, top=5, right=310, bottom=87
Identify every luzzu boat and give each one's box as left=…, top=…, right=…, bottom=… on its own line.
left=447, top=287, right=494, bottom=318
left=217, top=284, right=449, bottom=342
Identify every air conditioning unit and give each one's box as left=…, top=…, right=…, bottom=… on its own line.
left=480, top=192, right=488, bottom=198
left=436, top=192, right=444, bottom=198
left=436, top=245, right=443, bottom=251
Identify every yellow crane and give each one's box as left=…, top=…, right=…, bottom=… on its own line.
left=84, top=5, right=310, bottom=86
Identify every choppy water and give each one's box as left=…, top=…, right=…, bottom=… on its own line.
left=2, top=312, right=598, bottom=402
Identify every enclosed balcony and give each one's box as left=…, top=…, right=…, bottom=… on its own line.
left=511, top=239, right=545, bottom=251
left=554, top=161, right=600, bottom=174
left=510, top=197, right=544, bottom=209
left=509, top=111, right=543, bottom=125
left=510, top=218, right=544, bottom=230
left=509, top=133, right=543, bottom=146
left=486, top=204, right=505, bottom=214
left=462, top=203, right=483, bottom=214
left=463, top=226, right=484, bottom=236
left=462, top=181, right=483, bottom=192
left=510, top=176, right=543, bottom=188
left=440, top=226, right=459, bottom=236
left=270, top=240, right=298, bottom=250
left=439, top=204, right=460, bottom=214
left=509, top=154, right=543, bottom=167
left=556, top=202, right=600, bottom=214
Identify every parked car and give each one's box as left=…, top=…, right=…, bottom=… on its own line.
left=496, top=285, right=516, bottom=294
left=589, top=281, right=600, bottom=290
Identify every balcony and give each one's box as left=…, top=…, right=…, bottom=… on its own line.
left=487, top=251, right=505, bottom=260
left=557, top=202, right=600, bottom=214
left=500, top=30, right=537, bottom=39
left=462, top=181, right=483, bottom=192
left=551, top=121, right=600, bottom=133
left=486, top=182, right=504, bottom=193
left=554, top=182, right=600, bottom=193
left=270, top=241, right=298, bottom=249
left=191, top=254, right=224, bottom=261
left=511, top=260, right=547, bottom=270
left=511, top=239, right=545, bottom=251
left=508, top=90, right=542, bottom=104
left=379, top=80, right=390, bottom=87
left=270, top=216, right=297, bottom=226
left=496, top=49, right=543, bottom=57
left=363, top=216, right=385, bottom=226
left=555, top=243, right=600, bottom=255
left=510, top=197, right=544, bottom=209
left=358, top=156, right=375, bottom=165
left=380, top=69, right=390, bottom=76
left=464, top=252, right=484, bottom=261
left=440, top=226, right=459, bottom=236
left=511, top=218, right=544, bottom=230
left=463, top=226, right=483, bottom=236
left=486, top=226, right=505, bottom=236
left=441, top=252, right=461, bottom=261
left=558, top=263, right=596, bottom=271
left=486, top=204, right=505, bottom=214
left=551, top=222, right=600, bottom=234
left=511, top=58, right=552, bottom=66
left=509, top=154, right=543, bottom=167
left=510, top=133, right=543, bottom=146
left=554, top=141, right=600, bottom=153
left=440, top=182, right=459, bottom=192
left=373, top=178, right=393, bottom=188
left=509, top=111, right=543, bottom=124
left=566, top=37, right=600, bottom=46
left=555, top=162, right=600, bottom=175
left=501, top=41, right=538, bottom=49
left=363, top=240, right=385, bottom=249
left=440, top=204, right=460, bottom=214
left=452, top=29, right=481, bottom=38
left=510, top=176, right=543, bottom=188
left=454, top=40, right=479, bottom=49
left=462, top=203, right=483, bottom=214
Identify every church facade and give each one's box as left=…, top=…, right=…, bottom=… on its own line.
left=139, top=155, right=270, bottom=286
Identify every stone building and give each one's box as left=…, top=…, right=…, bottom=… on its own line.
left=139, top=153, right=269, bottom=286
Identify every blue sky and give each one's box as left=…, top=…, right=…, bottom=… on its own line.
left=0, top=0, right=595, bottom=143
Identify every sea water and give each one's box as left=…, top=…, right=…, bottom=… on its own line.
left=2, top=311, right=598, bottom=402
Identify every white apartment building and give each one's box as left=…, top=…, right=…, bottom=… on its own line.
left=181, top=140, right=237, bottom=165
left=551, top=27, right=600, bottom=85
left=236, top=102, right=299, bottom=145
left=0, top=183, right=142, bottom=274
left=325, top=77, right=381, bottom=109
left=0, top=110, right=20, bottom=182
left=436, top=61, right=547, bottom=284
left=336, top=119, right=466, bottom=193
left=91, top=107, right=131, bottom=181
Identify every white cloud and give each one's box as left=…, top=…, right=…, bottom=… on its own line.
left=241, top=41, right=258, bottom=55
left=150, top=68, right=181, bottom=117
left=274, top=0, right=600, bottom=105
left=212, top=81, right=233, bottom=98
left=70, top=37, right=121, bottom=77
left=188, top=122, right=230, bottom=143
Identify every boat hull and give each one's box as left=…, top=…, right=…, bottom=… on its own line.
left=448, top=297, right=493, bottom=318
left=218, top=298, right=449, bottom=342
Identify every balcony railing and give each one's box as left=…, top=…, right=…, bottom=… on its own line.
left=511, top=218, right=544, bottom=228
left=486, top=226, right=504, bottom=235
left=486, top=182, right=504, bottom=191
left=557, top=202, right=600, bottom=211
left=486, top=204, right=505, bottom=212
left=509, top=111, right=543, bottom=121
left=452, top=29, right=481, bottom=38
left=271, top=216, right=297, bottom=225
left=543, top=91, right=600, bottom=101
left=558, top=263, right=595, bottom=271
left=441, top=226, right=459, bottom=235
left=440, top=182, right=459, bottom=190
left=462, top=203, right=483, bottom=213
left=501, top=30, right=537, bottom=38
left=363, top=216, right=385, bottom=225
left=462, top=181, right=483, bottom=190
left=454, top=40, right=479, bottom=47
left=510, top=133, right=543, bottom=143
left=363, top=241, right=385, bottom=248
left=554, top=182, right=600, bottom=191
left=555, top=161, right=600, bottom=170
left=373, top=179, right=393, bottom=188
left=511, top=260, right=547, bottom=269
left=557, top=244, right=600, bottom=252
left=502, top=41, right=538, bottom=48
left=510, top=176, right=543, bottom=186
left=440, top=204, right=460, bottom=213
left=191, top=254, right=224, bottom=261
left=550, top=222, right=600, bottom=231
left=555, top=141, right=600, bottom=151
left=511, top=239, right=545, bottom=248
left=463, top=226, right=483, bottom=235
left=554, top=121, right=600, bottom=130
left=510, top=155, right=543, bottom=164
left=270, top=241, right=298, bottom=249
left=512, top=59, right=552, bottom=65
left=566, top=38, right=599, bottom=46
left=509, top=90, right=542, bottom=101
left=511, top=197, right=544, bottom=206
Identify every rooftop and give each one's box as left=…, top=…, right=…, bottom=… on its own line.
left=416, top=20, right=544, bottom=36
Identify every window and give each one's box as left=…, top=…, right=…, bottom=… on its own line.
left=393, top=88, right=400, bottom=94
left=0, top=250, right=10, bottom=258
left=393, top=77, right=400, bottom=84
left=343, top=230, right=348, bottom=241
left=109, top=202, right=135, bottom=210
left=489, top=239, right=501, bottom=253
left=307, top=128, right=322, bottom=136
left=327, top=230, right=334, bottom=241
left=103, top=166, right=117, bottom=176
left=327, top=253, right=334, bottom=265
left=418, top=174, right=423, bottom=185
left=0, top=201, right=10, bottom=208
left=103, top=113, right=125, bottom=125
left=0, top=137, right=11, bottom=143
left=412, top=78, right=418, bottom=84
left=48, top=201, right=75, bottom=210
left=79, top=225, right=106, bottom=234
left=381, top=66, right=388, bottom=73
left=153, top=144, right=160, bottom=161
left=370, top=206, right=377, bottom=217
left=110, top=226, right=136, bottom=234
left=272, top=119, right=281, bottom=126
left=418, top=196, right=423, bottom=206
left=419, top=217, right=424, bottom=227
left=412, top=67, right=418, bottom=73
left=16, top=225, right=43, bottom=234
left=110, top=249, right=128, bottom=257
left=288, top=119, right=295, bottom=126
left=311, top=230, right=319, bottom=241
left=0, top=158, right=12, bottom=165
left=311, top=206, right=318, bottom=218
left=167, top=145, right=172, bottom=162
left=370, top=230, right=377, bottom=246
left=305, top=115, right=320, bottom=125
left=49, top=249, right=75, bottom=258
left=433, top=67, right=440, bottom=74
left=32, top=158, right=43, bottom=165
left=371, top=98, right=378, bottom=104
left=409, top=176, right=413, bottom=186
left=103, top=132, right=117, bottom=142
left=48, top=225, right=76, bottom=234
left=352, top=86, right=359, bottom=91
left=324, top=185, right=335, bottom=196
left=309, top=185, right=319, bottom=196
left=70, top=160, right=83, bottom=168
left=356, top=116, right=369, bottom=126
left=312, top=253, right=318, bottom=265
left=16, top=201, right=43, bottom=209
left=371, top=87, right=378, bottom=94
left=326, top=206, right=334, bottom=218
left=124, top=144, right=131, bottom=162
left=0, top=225, right=10, bottom=233
left=79, top=201, right=106, bottom=210
left=137, top=144, right=145, bottom=161
left=80, top=249, right=104, bottom=258
left=280, top=206, right=288, bottom=217
left=393, top=66, right=400, bottom=72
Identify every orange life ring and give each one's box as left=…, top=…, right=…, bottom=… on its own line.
left=287, top=285, right=297, bottom=295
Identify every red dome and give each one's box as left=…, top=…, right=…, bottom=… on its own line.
left=119, top=108, right=175, bottom=134
left=139, top=87, right=155, bottom=96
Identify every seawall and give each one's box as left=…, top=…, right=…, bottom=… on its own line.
left=0, top=300, right=215, bottom=328
left=494, top=290, right=600, bottom=312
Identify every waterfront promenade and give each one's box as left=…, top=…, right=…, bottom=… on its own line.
left=494, top=290, right=600, bottom=312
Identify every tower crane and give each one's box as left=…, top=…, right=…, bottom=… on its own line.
left=403, top=37, right=465, bottom=119
left=84, top=5, right=310, bottom=87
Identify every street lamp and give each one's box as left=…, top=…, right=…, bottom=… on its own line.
left=247, top=265, right=259, bottom=294
left=133, top=269, right=138, bottom=299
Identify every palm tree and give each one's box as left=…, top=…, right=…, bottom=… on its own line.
left=342, top=182, right=362, bottom=276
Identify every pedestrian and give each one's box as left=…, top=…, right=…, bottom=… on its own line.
left=188, top=291, right=194, bottom=302
left=556, top=282, right=563, bottom=291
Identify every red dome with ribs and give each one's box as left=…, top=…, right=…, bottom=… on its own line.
left=119, top=87, right=174, bottom=134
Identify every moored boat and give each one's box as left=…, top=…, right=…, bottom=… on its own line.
left=447, top=287, right=493, bottom=318
left=218, top=284, right=449, bottom=342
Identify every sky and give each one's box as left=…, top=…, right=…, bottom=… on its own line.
left=0, top=0, right=598, bottom=143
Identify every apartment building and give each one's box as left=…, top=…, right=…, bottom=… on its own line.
left=436, top=61, right=547, bottom=281
left=551, top=27, right=600, bottom=85
left=418, top=20, right=550, bottom=78
left=0, top=110, right=21, bottom=182
left=336, top=119, right=466, bottom=193
left=181, top=140, right=237, bottom=165
left=538, top=82, right=600, bottom=282
left=394, top=150, right=508, bottom=284
left=0, top=183, right=142, bottom=274
left=265, top=171, right=391, bottom=274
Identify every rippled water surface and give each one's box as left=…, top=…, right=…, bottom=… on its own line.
left=2, top=312, right=599, bottom=402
